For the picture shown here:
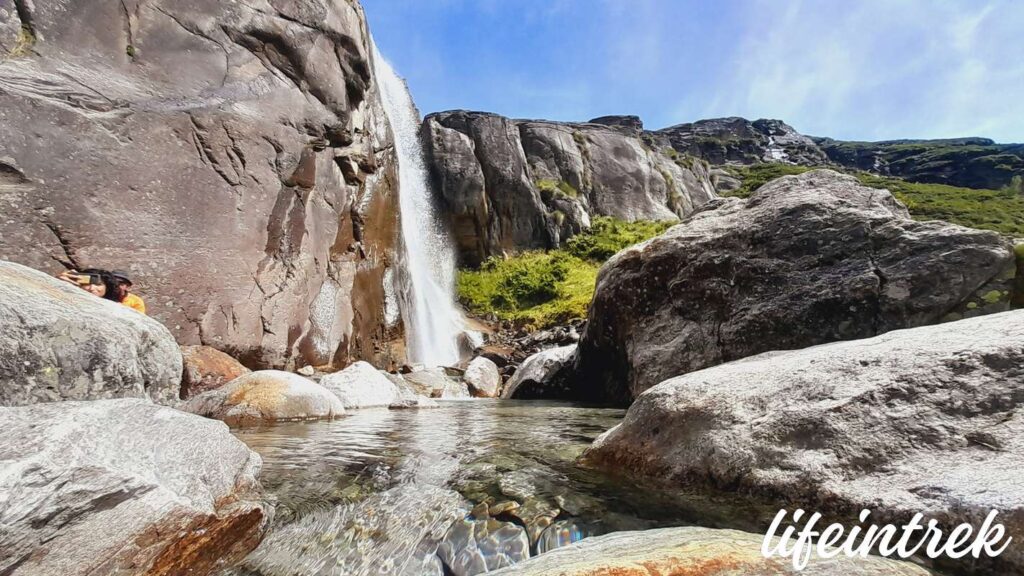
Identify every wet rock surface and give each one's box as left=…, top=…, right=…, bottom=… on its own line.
left=240, top=484, right=467, bottom=576
left=438, top=516, right=530, bottom=575
left=0, top=399, right=267, bottom=576
left=184, top=370, right=344, bottom=426
left=584, top=310, right=1024, bottom=575
left=422, top=110, right=716, bottom=265
left=0, top=260, right=182, bottom=406
left=575, top=169, right=1014, bottom=403
left=0, top=0, right=402, bottom=371
left=487, top=527, right=932, bottom=575
left=180, top=345, right=251, bottom=400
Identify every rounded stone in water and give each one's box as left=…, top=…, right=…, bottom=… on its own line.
left=438, top=517, right=530, bottom=576
left=536, top=519, right=592, bottom=554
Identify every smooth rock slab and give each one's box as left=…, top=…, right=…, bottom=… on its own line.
left=574, top=169, right=1014, bottom=403
left=184, top=370, right=344, bottom=426
left=487, top=527, right=930, bottom=575
left=584, top=310, right=1024, bottom=574
left=0, top=399, right=267, bottom=576
left=0, top=260, right=182, bottom=405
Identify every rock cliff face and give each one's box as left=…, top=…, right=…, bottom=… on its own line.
left=574, top=170, right=1015, bottom=404
left=421, top=111, right=717, bottom=266
left=812, top=136, right=1024, bottom=190
left=655, top=116, right=1023, bottom=189
left=0, top=0, right=402, bottom=370
left=656, top=117, right=828, bottom=166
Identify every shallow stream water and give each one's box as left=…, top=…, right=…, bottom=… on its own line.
left=220, top=400, right=779, bottom=575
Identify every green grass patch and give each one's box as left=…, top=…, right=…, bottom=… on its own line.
left=722, top=164, right=1024, bottom=236
left=719, top=164, right=816, bottom=198
left=564, top=217, right=676, bottom=261
left=457, top=217, right=675, bottom=328
left=855, top=173, right=1024, bottom=236
left=536, top=178, right=579, bottom=199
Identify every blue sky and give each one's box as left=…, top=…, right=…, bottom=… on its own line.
left=365, top=0, right=1024, bottom=142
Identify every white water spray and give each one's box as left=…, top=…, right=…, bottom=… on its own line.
left=371, top=42, right=463, bottom=366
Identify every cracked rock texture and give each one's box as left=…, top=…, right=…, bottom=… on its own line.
left=583, top=310, right=1024, bottom=575
left=421, top=111, right=717, bottom=266
left=0, top=260, right=182, bottom=405
left=574, top=169, right=1014, bottom=403
left=0, top=0, right=402, bottom=370
left=0, top=399, right=268, bottom=576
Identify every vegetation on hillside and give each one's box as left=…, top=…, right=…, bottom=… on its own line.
left=460, top=165, right=1022, bottom=329
left=456, top=217, right=675, bottom=328
left=722, top=164, right=1024, bottom=236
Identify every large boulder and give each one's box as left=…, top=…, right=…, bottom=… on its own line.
left=463, top=356, right=500, bottom=398
left=183, top=370, right=344, bottom=426
left=501, top=345, right=576, bottom=400
left=575, top=169, right=1015, bottom=403
left=0, top=399, right=268, bottom=576
left=488, top=527, right=930, bottom=575
left=0, top=0, right=402, bottom=371
left=403, top=366, right=472, bottom=398
left=319, top=360, right=403, bottom=409
left=421, top=111, right=716, bottom=265
left=180, top=345, right=251, bottom=399
left=0, top=260, right=181, bottom=405
left=583, top=310, right=1024, bottom=574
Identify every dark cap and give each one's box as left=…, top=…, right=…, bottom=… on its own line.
left=110, top=270, right=133, bottom=285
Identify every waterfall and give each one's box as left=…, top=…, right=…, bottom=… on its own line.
left=371, top=41, right=463, bottom=367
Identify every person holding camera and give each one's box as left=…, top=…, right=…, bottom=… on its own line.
left=57, top=268, right=146, bottom=314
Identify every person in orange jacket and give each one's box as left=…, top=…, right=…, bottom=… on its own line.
left=108, top=270, right=146, bottom=314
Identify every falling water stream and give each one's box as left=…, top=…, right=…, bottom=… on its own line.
left=372, top=41, right=463, bottom=367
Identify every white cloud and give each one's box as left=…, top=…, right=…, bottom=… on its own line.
left=696, top=0, right=1024, bottom=141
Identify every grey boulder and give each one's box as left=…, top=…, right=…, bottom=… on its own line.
left=183, top=370, right=344, bottom=426
left=464, top=356, right=500, bottom=398
left=583, top=310, right=1024, bottom=575
left=575, top=169, right=1015, bottom=403
left=0, top=399, right=268, bottom=576
left=0, top=260, right=181, bottom=406
left=501, top=345, right=576, bottom=400
left=319, top=360, right=405, bottom=409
